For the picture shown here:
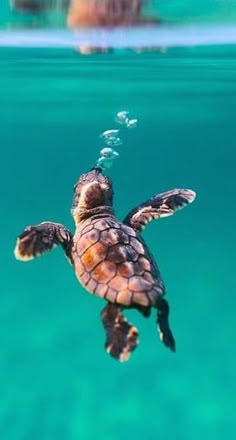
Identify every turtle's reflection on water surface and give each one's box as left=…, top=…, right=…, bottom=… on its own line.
left=10, top=0, right=69, bottom=13
left=10, top=0, right=160, bottom=53
left=11, top=0, right=159, bottom=27
left=67, top=0, right=158, bottom=27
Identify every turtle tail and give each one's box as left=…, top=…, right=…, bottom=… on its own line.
left=101, top=303, right=139, bottom=362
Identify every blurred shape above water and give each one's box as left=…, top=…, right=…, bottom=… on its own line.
left=11, top=0, right=48, bottom=12
left=9, top=0, right=158, bottom=29
left=3, top=0, right=236, bottom=30
left=11, top=0, right=69, bottom=12
left=67, top=0, right=158, bottom=28
left=10, top=0, right=70, bottom=14
left=9, top=0, right=69, bottom=28
left=3, top=0, right=236, bottom=52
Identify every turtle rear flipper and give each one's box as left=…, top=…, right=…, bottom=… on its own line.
left=156, top=298, right=176, bottom=352
left=14, top=221, right=72, bottom=261
left=101, top=303, right=139, bottom=362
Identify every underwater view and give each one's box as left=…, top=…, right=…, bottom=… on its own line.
left=0, top=1, right=236, bottom=439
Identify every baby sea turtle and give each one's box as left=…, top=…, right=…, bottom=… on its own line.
left=14, top=167, right=196, bottom=361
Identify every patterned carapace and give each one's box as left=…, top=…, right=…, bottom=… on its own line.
left=71, top=215, right=164, bottom=307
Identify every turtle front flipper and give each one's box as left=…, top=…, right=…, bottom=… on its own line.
left=156, top=298, right=176, bottom=352
left=14, top=221, right=72, bottom=261
left=101, top=303, right=139, bottom=362
left=123, top=189, right=196, bottom=232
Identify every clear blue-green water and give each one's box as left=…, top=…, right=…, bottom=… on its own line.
left=1, top=29, right=236, bottom=440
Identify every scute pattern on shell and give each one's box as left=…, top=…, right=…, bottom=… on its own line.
left=71, top=216, right=165, bottom=307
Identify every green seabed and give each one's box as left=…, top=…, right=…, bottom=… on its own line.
left=0, top=43, right=236, bottom=440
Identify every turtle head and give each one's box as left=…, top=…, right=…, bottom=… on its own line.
left=71, top=167, right=114, bottom=222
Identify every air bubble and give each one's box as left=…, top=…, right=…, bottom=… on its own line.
left=106, top=137, right=123, bottom=147
left=116, top=111, right=129, bottom=125
left=95, top=110, right=138, bottom=171
left=100, top=147, right=119, bottom=159
left=100, top=129, right=122, bottom=147
left=116, top=110, right=138, bottom=128
left=96, top=147, right=119, bottom=170
left=101, top=129, right=119, bottom=139
left=126, top=118, right=138, bottom=128
left=96, top=156, right=114, bottom=170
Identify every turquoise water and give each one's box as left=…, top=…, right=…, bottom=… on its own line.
left=1, top=44, right=236, bottom=439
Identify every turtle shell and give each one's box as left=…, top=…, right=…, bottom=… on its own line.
left=71, top=216, right=165, bottom=307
